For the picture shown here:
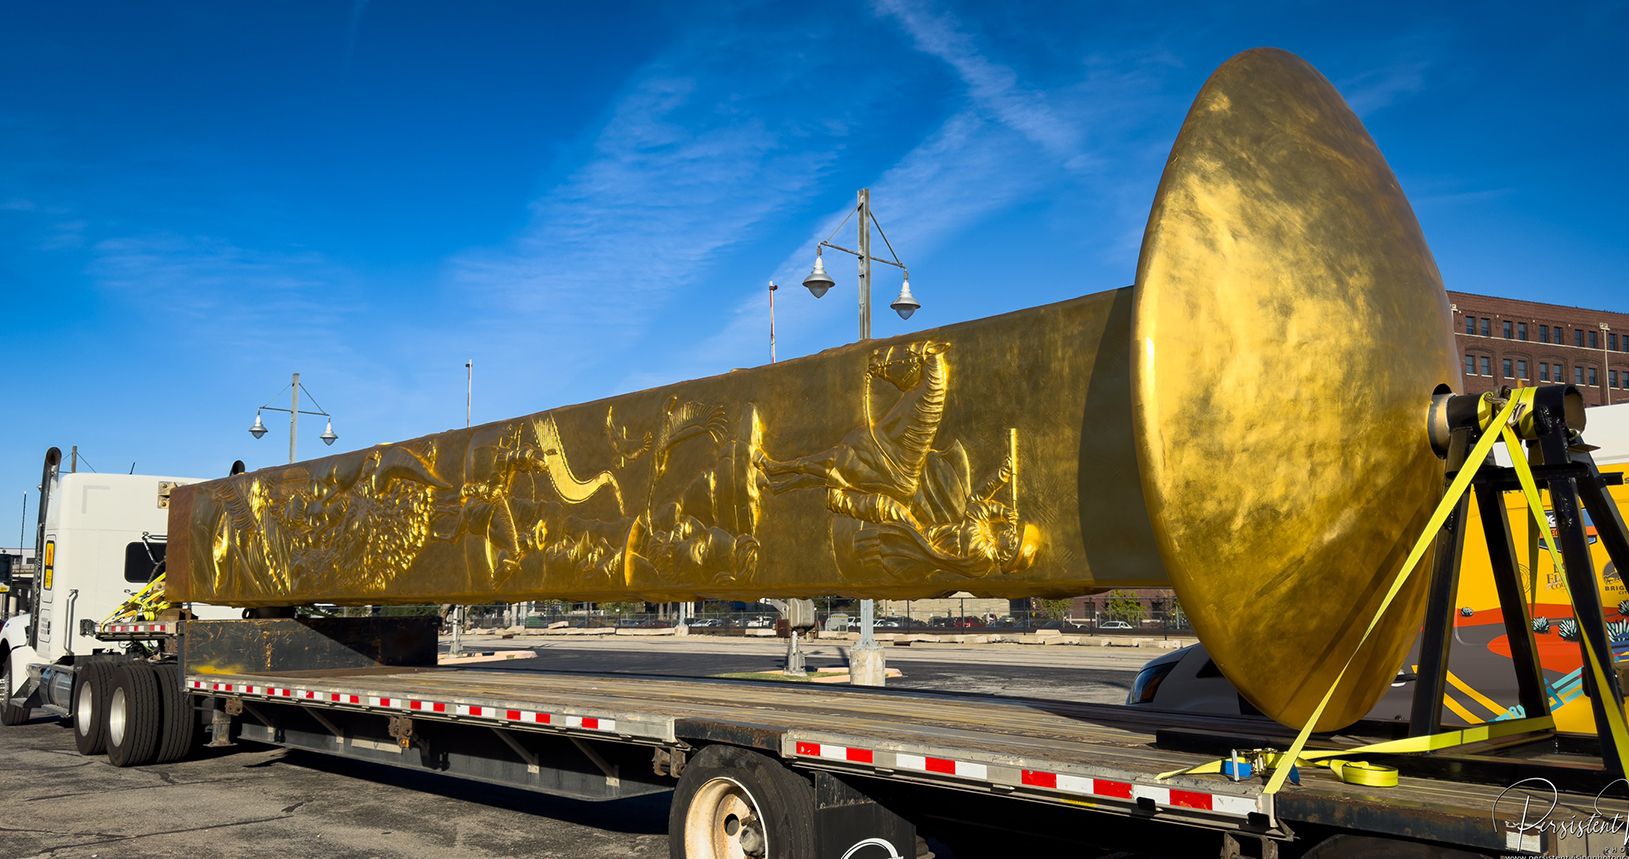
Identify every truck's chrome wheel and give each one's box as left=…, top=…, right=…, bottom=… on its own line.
left=75, top=679, right=96, bottom=735
left=108, top=686, right=128, bottom=747
left=684, top=776, right=767, bottom=859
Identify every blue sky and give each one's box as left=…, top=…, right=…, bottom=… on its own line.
left=3, top=1, right=1626, bottom=547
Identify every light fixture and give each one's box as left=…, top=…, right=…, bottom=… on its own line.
left=802, top=249, right=835, bottom=298
left=248, top=411, right=268, bottom=439
left=890, top=273, right=919, bottom=320
left=320, top=418, right=338, bottom=446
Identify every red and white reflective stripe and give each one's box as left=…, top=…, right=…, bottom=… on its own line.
left=561, top=714, right=615, bottom=732
left=186, top=676, right=627, bottom=740
left=105, top=622, right=171, bottom=634
left=896, top=753, right=987, bottom=780
left=794, top=741, right=875, bottom=764
left=1020, top=769, right=1254, bottom=815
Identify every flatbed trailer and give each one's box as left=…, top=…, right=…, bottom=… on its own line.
left=162, top=621, right=1625, bottom=858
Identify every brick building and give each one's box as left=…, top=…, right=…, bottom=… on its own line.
left=1450, top=291, right=1629, bottom=406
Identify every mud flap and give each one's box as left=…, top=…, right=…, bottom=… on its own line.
left=813, top=770, right=916, bottom=859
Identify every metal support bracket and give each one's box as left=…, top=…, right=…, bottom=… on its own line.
left=301, top=705, right=344, bottom=743
left=492, top=728, right=540, bottom=773
left=571, top=738, right=620, bottom=788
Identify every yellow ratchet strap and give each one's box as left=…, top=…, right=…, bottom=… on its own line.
left=1256, top=392, right=1521, bottom=794
left=1501, top=423, right=1629, bottom=778
left=1159, top=715, right=1555, bottom=786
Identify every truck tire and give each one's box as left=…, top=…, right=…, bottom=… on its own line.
left=106, top=662, right=162, bottom=767
left=0, top=655, right=27, bottom=726
left=153, top=664, right=197, bottom=763
left=72, top=660, right=118, bottom=755
left=669, top=745, right=816, bottom=859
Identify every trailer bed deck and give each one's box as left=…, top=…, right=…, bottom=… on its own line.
left=188, top=666, right=1623, bottom=855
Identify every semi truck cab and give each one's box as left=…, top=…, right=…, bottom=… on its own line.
left=1, top=459, right=233, bottom=725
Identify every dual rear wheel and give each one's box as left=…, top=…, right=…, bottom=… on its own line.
left=72, top=660, right=197, bottom=766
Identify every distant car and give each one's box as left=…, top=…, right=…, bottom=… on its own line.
left=745, top=616, right=773, bottom=628
left=1098, top=619, right=1133, bottom=630
left=1129, top=643, right=1416, bottom=719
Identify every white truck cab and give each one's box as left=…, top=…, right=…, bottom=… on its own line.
left=2, top=451, right=234, bottom=724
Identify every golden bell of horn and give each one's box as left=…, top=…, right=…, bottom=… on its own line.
left=166, top=48, right=1458, bottom=733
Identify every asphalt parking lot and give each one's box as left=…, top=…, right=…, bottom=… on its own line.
left=0, top=717, right=669, bottom=859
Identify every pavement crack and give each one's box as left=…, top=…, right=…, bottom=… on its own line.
left=35, top=813, right=295, bottom=856
left=280, top=800, right=307, bottom=814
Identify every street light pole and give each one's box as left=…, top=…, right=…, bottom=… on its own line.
left=769, top=282, right=779, bottom=363
left=858, top=188, right=871, bottom=341
left=799, top=187, right=921, bottom=686
left=289, top=372, right=300, bottom=464
left=250, top=373, right=338, bottom=462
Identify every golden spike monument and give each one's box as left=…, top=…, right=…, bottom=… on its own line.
left=166, top=49, right=1460, bottom=731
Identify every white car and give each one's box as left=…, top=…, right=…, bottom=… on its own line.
left=1098, top=620, right=1133, bottom=630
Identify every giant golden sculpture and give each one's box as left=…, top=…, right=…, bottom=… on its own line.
left=168, top=49, right=1459, bottom=731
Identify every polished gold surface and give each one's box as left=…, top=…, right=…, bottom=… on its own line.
left=1132, top=49, right=1460, bottom=729
left=169, top=48, right=1461, bottom=735
left=168, top=290, right=1169, bottom=607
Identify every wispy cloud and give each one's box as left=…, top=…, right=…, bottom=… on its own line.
left=1339, top=59, right=1431, bottom=116
left=871, top=0, right=1086, bottom=166
left=89, top=233, right=358, bottom=340
left=343, top=0, right=370, bottom=74
left=446, top=29, right=841, bottom=368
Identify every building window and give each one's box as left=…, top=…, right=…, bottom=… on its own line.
left=1517, top=322, right=1528, bottom=340
left=1540, top=324, right=1550, bottom=341
left=1464, top=354, right=1476, bottom=376
left=1590, top=330, right=1600, bottom=348
left=1465, top=315, right=1476, bottom=335
left=1480, top=356, right=1492, bottom=376
left=1589, top=366, right=1598, bottom=386
left=1555, top=327, right=1564, bottom=345
left=1540, top=363, right=1551, bottom=382
left=1576, top=366, right=1585, bottom=384
left=1503, top=357, right=1513, bottom=378
left=1613, top=370, right=1621, bottom=388
left=1610, top=332, right=1619, bottom=350
left=1516, top=359, right=1528, bottom=379
left=1503, top=320, right=1514, bottom=339
left=1554, top=362, right=1565, bottom=380
left=1481, top=318, right=1491, bottom=337
left=1577, top=328, right=1586, bottom=347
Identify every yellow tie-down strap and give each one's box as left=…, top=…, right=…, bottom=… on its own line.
left=1158, top=714, right=1556, bottom=787
left=1162, top=390, right=1629, bottom=792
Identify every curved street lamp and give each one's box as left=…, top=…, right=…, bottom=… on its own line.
left=249, top=372, right=338, bottom=463
left=801, top=188, right=919, bottom=337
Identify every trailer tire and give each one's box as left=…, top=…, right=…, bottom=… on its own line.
left=106, top=662, right=162, bottom=767
left=0, top=655, right=27, bottom=726
left=153, top=664, right=197, bottom=763
left=669, top=745, right=816, bottom=859
left=72, top=660, right=118, bottom=754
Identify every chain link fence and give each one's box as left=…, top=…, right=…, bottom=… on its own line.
left=467, top=596, right=1193, bottom=637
